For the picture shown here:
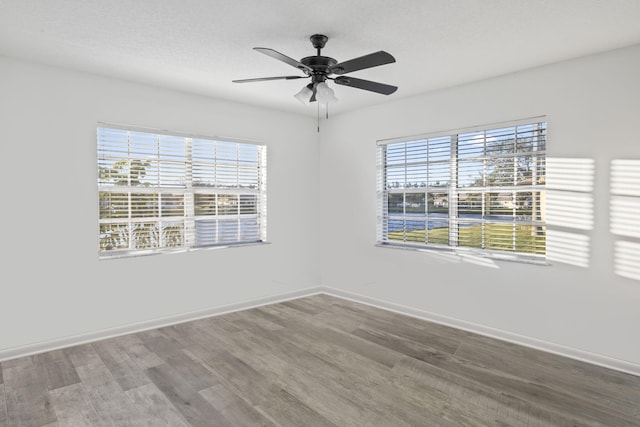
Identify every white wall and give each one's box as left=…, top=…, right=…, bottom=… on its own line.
left=0, top=56, right=320, bottom=352
left=319, top=44, right=640, bottom=365
left=2, top=44, right=639, bottom=368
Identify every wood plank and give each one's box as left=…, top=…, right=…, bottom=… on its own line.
left=125, top=382, right=189, bottom=426
left=394, top=354, right=604, bottom=427
left=393, top=353, right=636, bottom=426
left=279, top=298, right=325, bottom=315
left=287, top=319, right=402, bottom=368
left=186, top=346, right=278, bottom=408
left=246, top=321, right=457, bottom=427
left=2, top=356, right=42, bottom=387
left=323, top=295, right=473, bottom=340
left=252, top=306, right=402, bottom=367
left=137, top=328, right=187, bottom=360
left=352, top=326, right=457, bottom=363
left=199, top=383, right=277, bottom=427
left=64, top=345, right=101, bottom=368
left=256, top=388, right=337, bottom=427
left=223, top=309, right=285, bottom=332
left=462, top=332, right=640, bottom=389
left=110, top=334, right=164, bottom=370
left=324, top=299, right=465, bottom=354
left=92, top=339, right=151, bottom=391
left=300, top=308, right=364, bottom=333
left=170, top=322, right=224, bottom=354
left=36, top=350, right=81, bottom=391
left=255, top=303, right=363, bottom=338
left=242, top=306, right=288, bottom=329
left=0, top=384, right=7, bottom=427
left=212, top=325, right=422, bottom=427
left=48, top=383, right=105, bottom=427
left=454, top=336, right=640, bottom=419
left=163, top=351, right=220, bottom=392
left=257, top=303, right=407, bottom=369
left=145, top=363, right=233, bottom=427
left=257, top=303, right=324, bottom=326
left=183, top=339, right=341, bottom=426
left=197, top=317, right=244, bottom=335
left=74, top=361, right=147, bottom=426
left=3, top=356, right=57, bottom=427
left=5, top=380, right=56, bottom=426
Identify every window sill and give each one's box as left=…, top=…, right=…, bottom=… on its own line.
left=99, top=241, right=271, bottom=260
left=375, top=242, right=549, bottom=266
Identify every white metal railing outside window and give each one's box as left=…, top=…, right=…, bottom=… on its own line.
left=98, top=125, right=267, bottom=258
left=377, top=118, right=546, bottom=262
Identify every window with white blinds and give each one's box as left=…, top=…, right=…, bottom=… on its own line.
left=98, top=126, right=267, bottom=258
left=377, top=118, right=546, bottom=262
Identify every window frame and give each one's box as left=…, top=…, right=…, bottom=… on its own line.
left=97, top=124, right=267, bottom=259
left=376, top=117, right=546, bottom=264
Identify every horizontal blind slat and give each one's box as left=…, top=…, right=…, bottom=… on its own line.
left=378, top=120, right=546, bottom=259
left=98, top=127, right=266, bottom=257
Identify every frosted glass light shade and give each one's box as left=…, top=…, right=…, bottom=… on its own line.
left=294, top=85, right=313, bottom=105
left=315, top=82, right=337, bottom=104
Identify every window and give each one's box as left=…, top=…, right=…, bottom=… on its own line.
left=98, top=126, right=266, bottom=258
left=377, top=118, right=546, bottom=262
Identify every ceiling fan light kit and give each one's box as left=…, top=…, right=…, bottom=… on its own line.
left=315, top=82, right=337, bottom=104
left=294, top=83, right=315, bottom=105
left=233, top=34, right=397, bottom=107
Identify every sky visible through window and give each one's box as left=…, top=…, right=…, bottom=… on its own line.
left=380, top=121, right=546, bottom=258
left=98, top=127, right=266, bottom=257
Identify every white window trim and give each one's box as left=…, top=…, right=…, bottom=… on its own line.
left=376, top=117, right=547, bottom=264
left=97, top=123, right=267, bottom=259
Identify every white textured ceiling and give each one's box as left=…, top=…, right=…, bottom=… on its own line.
left=2, top=0, right=640, bottom=117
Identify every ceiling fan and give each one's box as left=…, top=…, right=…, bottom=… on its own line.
left=232, top=34, right=397, bottom=105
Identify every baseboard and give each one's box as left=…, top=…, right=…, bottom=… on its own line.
left=318, top=286, right=640, bottom=377
left=0, top=286, right=325, bottom=362
left=3, top=285, right=639, bottom=377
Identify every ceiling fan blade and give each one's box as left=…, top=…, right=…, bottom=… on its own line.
left=333, top=76, right=397, bottom=95
left=329, top=51, right=395, bottom=75
left=232, top=76, right=306, bottom=83
left=254, top=47, right=313, bottom=73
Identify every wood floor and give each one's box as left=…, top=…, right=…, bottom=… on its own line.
left=1, top=294, right=639, bottom=426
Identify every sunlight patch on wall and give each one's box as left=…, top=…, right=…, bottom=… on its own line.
left=546, top=230, right=590, bottom=268
left=611, top=196, right=640, bottom=238
left=546, top=191, right=593, bottom=230
left=611, top=159, right=640, bottom=281
left=611, top=159, right=640, bottom=196
left=546, top=158, right=595, bottom=192
left=545, top=158, right=594, bottom=267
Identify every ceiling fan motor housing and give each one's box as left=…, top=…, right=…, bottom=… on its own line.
left=301, top=55, right=337, bottom=82
left=302, top=34, right=344, bottom=81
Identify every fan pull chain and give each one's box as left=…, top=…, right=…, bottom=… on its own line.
left=317, top=102, right=320, bottom=133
